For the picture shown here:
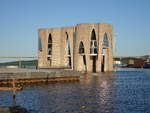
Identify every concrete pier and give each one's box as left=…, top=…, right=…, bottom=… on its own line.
left=0, top=107, right=10, bottom=113
left=0, top=106, right=30, bottom=113
left=0, top=68, right=81, bottom=85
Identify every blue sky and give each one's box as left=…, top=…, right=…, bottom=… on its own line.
left=0, top=0, right=150, bottom=57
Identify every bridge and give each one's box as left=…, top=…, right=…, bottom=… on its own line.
left=0, top=56, right=38, bottom=68
left=0, top=56, right=38, bottom=58
left=114, top=56, right=149, bottom=60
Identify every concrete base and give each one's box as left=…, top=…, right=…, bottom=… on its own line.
left=0, top=68, right=81, bottom=85
left=0, top=107, right=10, bottom=113
left=0, top=106, right=29, bottom=113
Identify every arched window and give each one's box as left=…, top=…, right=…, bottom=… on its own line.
left=91, top=29, right=96, bottom=40
left=90, top=29, right=97, bottom=55
left=66, top=32, right=68, bottom=40
left=38, top=37, right=42, bottom=51
left=66, top=32, right=71, bottom=55
left=103, top=33, right=109, bottom=48
left=48, top=34, right=52, bottom=55
left=79, top=41, right=85, bottom=54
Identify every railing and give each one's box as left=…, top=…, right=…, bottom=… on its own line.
left=90, top=40, right=97, bottom=56
left=0, top=56, right=38, bottom=68
left=0, top=56, right=38, bottom=59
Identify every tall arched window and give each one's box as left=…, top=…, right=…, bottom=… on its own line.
left=103, top=33, right=109, bottom=48
left=48, top=34, right=52, bottom=55
left=79, top=41, right=85, bottom=54
left=38, top=37, right=42, bottom=51
left=66, top=32, right=71, bottom=55
left=65, top=32, right=72, bottom=68
left=90, top=29, right=97, bottom=55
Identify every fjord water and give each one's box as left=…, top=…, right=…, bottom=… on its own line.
left=0, top=68, right=150, bottom=113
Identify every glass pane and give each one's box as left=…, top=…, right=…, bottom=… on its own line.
left=48, top=50, right=52, bottom=55
left=90, top=40, right=97, bottom=48
left=94, top=41, right=97, bottom=47
left=48, top=34, right=52, bottom=55
left=38, top=38, right=42, bottom=51
left=94, top=48, right=97, bottom=53
left=79, top=48, right=84, bottom=54
left=48, top=34, right=52, bottom=43
left=90, top=48, right=97, bottom=54
left=103, top=33, right=109, bottom=48
left=68, top=49, right=71, bottom=55
left=79, top=42, right=85, bottom=54
left=91, top=41, right=93, bottom=47
left=48, top=44, right=52, bottom=48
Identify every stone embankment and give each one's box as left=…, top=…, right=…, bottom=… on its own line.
left=0, top=106, right=29, bottom=113
left=0, top=107, right=10, bottom=113
left=0, top=68, right=81, bottom=85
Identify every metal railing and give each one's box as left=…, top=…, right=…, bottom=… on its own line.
left=0, top=56, right=38, bottom=68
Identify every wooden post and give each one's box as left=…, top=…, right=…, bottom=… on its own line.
left=12, top=77, right=16, bottom=107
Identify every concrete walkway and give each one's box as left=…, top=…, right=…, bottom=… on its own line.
left=0, top=107, right=10, bottom=113
left=0, top=68, right=81, bottom=84
left=0, top=68, right=67, bottom=73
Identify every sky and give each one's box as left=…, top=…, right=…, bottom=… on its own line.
left=0, top=0, right=150, bottom=57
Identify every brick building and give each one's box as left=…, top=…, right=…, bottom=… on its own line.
left=38, top=23, right=113, bottom=72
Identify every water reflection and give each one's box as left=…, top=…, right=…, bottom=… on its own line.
left=0, top=68, right=150, bottom=113
left=100, top=81, right=109, bottom=105
left=10, top=105, right=29, bottom=113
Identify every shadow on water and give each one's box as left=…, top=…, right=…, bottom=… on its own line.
left=0, top=89, right=31, bottom=113
left=9, top=105, right=29, bottom=113
left=0, top=105, right=30, bottom=113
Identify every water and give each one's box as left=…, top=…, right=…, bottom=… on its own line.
left=0, top=68, right=150, bottom=113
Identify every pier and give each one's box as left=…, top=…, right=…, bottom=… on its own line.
left=0, top=68, right=81, bottom=85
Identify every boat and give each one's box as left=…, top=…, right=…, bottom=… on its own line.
left=143, top=62, right=150, bottom=68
